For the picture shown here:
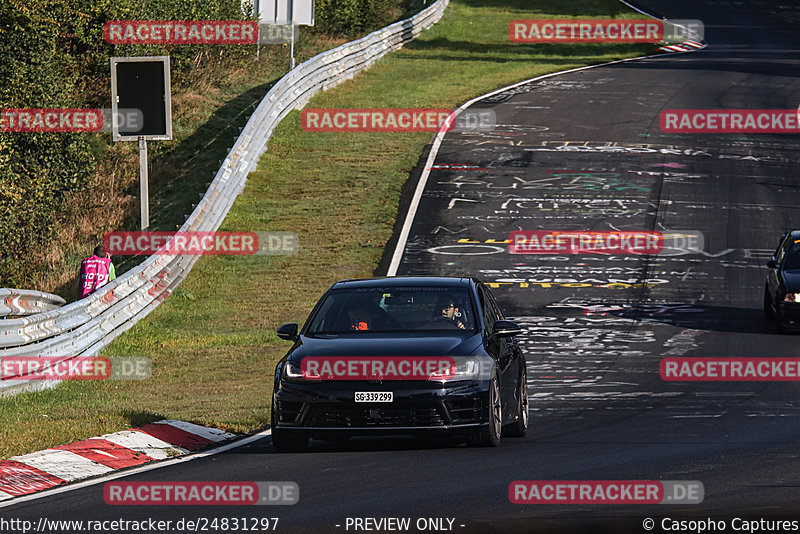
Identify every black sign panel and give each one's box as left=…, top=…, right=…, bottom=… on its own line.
left=111, top=57, right=172, bottom=140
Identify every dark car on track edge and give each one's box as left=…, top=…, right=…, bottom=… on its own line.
left=765, top=230, right=800, bottom=333
left=270, top=276, right=529, bottom=452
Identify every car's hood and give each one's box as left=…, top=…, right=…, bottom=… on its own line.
left=783, top=269, right=800, bottom=291
left=287, top=333, right=483, bottom=362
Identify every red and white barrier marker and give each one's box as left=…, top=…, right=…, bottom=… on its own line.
left=0, top=420, right=237, bottom=501
left=660, top=39, right=705, bottom=53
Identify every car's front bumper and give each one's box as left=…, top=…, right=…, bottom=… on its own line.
left=777, top=302, right=800, bottom=325
left=273, top=381, right=488, bottom=437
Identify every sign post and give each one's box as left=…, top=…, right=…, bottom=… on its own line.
left=110, top=56, right=172, bottom=231
left=250, top=0, right=314, bottom=69
left=289, top=0, right=295, bottom=69
left=138, top=137, right=149, bottom=230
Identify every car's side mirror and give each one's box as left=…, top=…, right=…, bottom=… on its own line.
left=277, top=323, right=299, bottom=341
left=767, top=260, right=777, bottom=269
left=491, top=320, right=523, bottom=338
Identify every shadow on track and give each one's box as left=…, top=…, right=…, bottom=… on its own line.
left=537, top=301, right=777, bottom=334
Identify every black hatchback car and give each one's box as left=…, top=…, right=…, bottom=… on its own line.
left=764, top=230, right=800, bottom=332
left=271, top=276, right=528, bottom=452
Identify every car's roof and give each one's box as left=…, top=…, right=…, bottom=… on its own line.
left=332, top=276, right=474, bottom=289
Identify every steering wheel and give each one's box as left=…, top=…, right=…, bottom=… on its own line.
left=430, top=317, right=461, bottom=329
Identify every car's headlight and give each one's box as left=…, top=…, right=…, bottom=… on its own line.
left=784, top=293, right=800, bottom=302
left=429, top=358, right=481, bottom=382
left=282, top=360, right=314, bottom=383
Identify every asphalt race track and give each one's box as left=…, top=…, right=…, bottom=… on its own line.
left=6, top=1, right=800, bottom=532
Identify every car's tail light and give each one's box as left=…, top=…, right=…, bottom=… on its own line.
left=784, top=293, right=800, bottom=302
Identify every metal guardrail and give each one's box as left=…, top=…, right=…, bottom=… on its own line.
left=0, top=0, right=450, bottom=397
left=0, top=289, right=66, bottom=318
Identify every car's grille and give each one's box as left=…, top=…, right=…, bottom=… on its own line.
left=445, top=397, right=482, bottom=423
left=307, top=405, right=446, bottom=428
left=277, top=400, right=304, bottom=424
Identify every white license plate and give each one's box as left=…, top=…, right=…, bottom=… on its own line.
left=354, top=391, right=393, bottom=403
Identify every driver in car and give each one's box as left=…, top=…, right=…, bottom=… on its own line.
left=433, top=296, right=466, bottom=329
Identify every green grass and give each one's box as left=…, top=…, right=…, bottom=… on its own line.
left=0, top=0, right=659, bottom=459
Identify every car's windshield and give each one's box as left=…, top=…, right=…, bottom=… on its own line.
left=305, top=287, right=476, bottom=334
left=784, top=241, right=800, bottom=270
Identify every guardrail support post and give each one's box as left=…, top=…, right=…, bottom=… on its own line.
left=138, top=136, right=150, bottom=231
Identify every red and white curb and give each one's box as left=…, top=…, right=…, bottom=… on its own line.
left=660, top=39, right=705, bottom=53
left=0, top=420, right=237, bottom=501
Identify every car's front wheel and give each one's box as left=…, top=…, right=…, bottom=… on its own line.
left=764, top=286, right=775, bottom=321
left=271, top=404, right=308, bottom=453
left=504, top=367, right=528, bottom=438
left=775, top=315, right=786, bottom=334
left=467, top=375, right=502, bottom=447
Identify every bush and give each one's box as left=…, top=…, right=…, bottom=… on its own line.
left=0, top=0, right=252, bottom=288
left=0, top=0, right=99, bottom=287
left=313, top=0, right=400, bottom=37
left=0, top=0, right=417, bottom=288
